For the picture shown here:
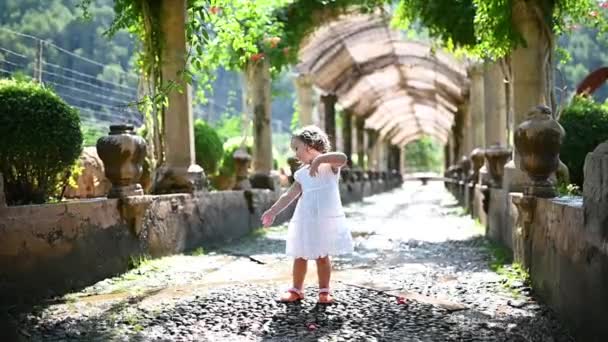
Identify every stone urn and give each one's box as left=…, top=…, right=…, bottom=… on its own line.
left=484, top=144, right=512, bottom=188
left=287, top=156, right=301, bottom=184
left=469, top=148, right=486, bottom=184
left=232, top=148, right=252, bottom=190
left=340, top=168, right=353, bottom=183
left=514, top=105, right=565, bottom=197
left=459, top=156, right=471, bottom=182
left=96, top=124, right=147, bottom=198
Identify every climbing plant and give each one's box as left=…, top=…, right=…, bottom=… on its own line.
left=393, top=0, right=608, bottom=58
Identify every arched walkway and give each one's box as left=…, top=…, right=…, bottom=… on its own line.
left=295, top=13, right=469, bottom=148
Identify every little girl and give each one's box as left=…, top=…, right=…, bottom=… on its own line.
left=261, top=125, right=354, bottom=304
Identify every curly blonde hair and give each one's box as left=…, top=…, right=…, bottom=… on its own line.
left=292, top=125, right=331, bottom=153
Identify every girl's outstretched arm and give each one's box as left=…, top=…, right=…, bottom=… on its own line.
left=261, top=181, right=302, bottom=227
left=310, top=152, right=347, bottom=176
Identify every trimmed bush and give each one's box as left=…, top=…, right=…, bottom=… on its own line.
left=194, top=119, right=224, bottom=175
left=559, top=96, right=608, bottom=187
left=0, top=79, right=83, bottom=204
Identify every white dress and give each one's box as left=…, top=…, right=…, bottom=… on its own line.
left=286, top=163, right=354, bottom=260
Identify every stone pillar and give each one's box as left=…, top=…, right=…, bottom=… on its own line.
left=154, top=0, right=204, bottom=193
left=0, top=172, right=5, bottom=210
left=446, top=134, right=455, bottom=166
left=383, top=141, right=391, bottom=172
left=294, top=74, right=314, bottom=126
left=400, top=146, right=406, bottom=174
left=583, top=142, right=608, bottom=240
left=342, top=110, right=353, bottom=166
left=484, top=62, right=508, bottom=147
left=460, top=103, right=473, bottom=158
left=356, top=117, right=365, bottom=168
left=321, top=94, right=337, bottom=150
left=470, top=64, right=486, bottom=149
left=367, top=129, right=378, bottom=170
left=504, top=0, right=554, bottom=192
left=245, top=59, right=273, bottom=178
left=388, top=144, right=400, bottom=172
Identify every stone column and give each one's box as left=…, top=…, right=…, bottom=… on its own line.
left=366, top=129, right=378, bottom=170
left=460, top=103, right=473, bottom=158
left=356, top=117, right=365, bottom=168
left=583, top=142, right=608, bottom=240
left=484, top=62, right=508, bottom=147
left=294, top=74, right=314, bottom=126
left=446, top=134, right=454, bottom=166
left=383, top=141, right=391, bottom=172
left=470, top=64, right=486, bottom=150
left=342, top=110, right=353, bottom=166
left=0, top=172, right=5, bottom=209
left=245, top=59, right=273, bottom=184
left=154, top=0, right=204, bottom=193
left=504, top=0, right=555, bottom=192
left=400, top=146, right=406, bottom=174
left=321, top=94, right=337, bottom=150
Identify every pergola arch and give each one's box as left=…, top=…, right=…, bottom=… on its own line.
left=295, top=12, right=470, bottom=148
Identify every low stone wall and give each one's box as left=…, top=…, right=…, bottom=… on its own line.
left=526, top=196, right=608, bottom=342
left=448, top=178, right=608, bottom=342
left=0, top=177, right=401, bottom=305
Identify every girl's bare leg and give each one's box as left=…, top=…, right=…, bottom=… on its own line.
left=316, top=256, right=333, bottom=303
left=280, top=258, right=307, bottom=302
left=293, top=257, right=308, bottom=289
left=316, top=256, right=331, bottom=289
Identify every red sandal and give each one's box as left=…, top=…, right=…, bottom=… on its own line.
left=278, top=287, right=305, bottom=303
left=318, top=288, right=334, bottom=304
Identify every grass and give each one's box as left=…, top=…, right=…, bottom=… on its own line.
left=189, top=247, right=205, bottom=256
left=128, top=254, right=152, bottom=270
left=251, top=227, right=268, bottom=238
left=485, top=240, right=530, bottom=298
left=473, top=218, right=485, bottom=235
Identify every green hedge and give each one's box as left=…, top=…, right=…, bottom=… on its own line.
left=559, top=96, right=608, bottom=187
left=194, top=119, right=224, bottom=175
left=0, top=79, right=83, bottom=204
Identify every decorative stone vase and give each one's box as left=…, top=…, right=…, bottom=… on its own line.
left=340, top=168, right=353, bottom=183
left=514, top=105, right=565, bottom=197
left=469, top=148, right=486, bottom=184
left=353, top=170, right=363, bottom=182
left=484, top=144, right=512, bottom=188
left=232, top=148, right=252, bottom=190
left=96, top=124, right=147, bottom=198
left=287, top=157, right=301, bottom=184
left=366, top=170, right=374, bottom=181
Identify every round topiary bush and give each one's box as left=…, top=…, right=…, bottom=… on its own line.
left=0, top=79, right=83, bottom=204
left=194, top=119, right=224, bottom=175
left=559, top=96, right=608, bottom=188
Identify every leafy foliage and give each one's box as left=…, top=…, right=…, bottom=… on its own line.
left=393, top=0, right=476, bottom=49
left=212, top=113, right=244, bottom=141
left=404, top=136, right=443, bottom=172
left=559, top=96, right=608, bottom=187
left=194, top=119, right=224, bottom=175
left=393, top=0, right=608, bottom=58
left=0, top=79, right=83, bottom=204
left=556, top=26, right=608, bottom=102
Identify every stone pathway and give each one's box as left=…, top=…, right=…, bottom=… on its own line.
left=13, top=183, right=573, bottom=341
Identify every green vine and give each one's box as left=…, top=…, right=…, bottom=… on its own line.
left=393, top=0, right=608, bottom=58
